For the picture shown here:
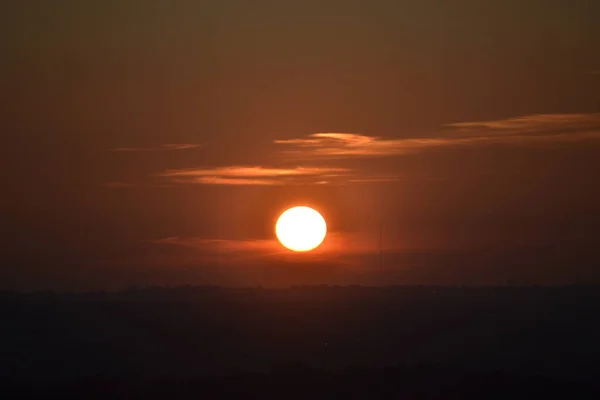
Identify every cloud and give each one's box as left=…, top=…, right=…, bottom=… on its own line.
left=274, top=132, right=492, bottom=158
left=445, top=113, right=600, bottom=134
left=158, top=166, right=351, bottom=185
left=146, top=232, right=388, bottom=264
left=116, top=113, right=600, bottom=187
left=110, top=144, right=202, bottom=152
left=146, top=237, right=294, bottom=264
left=274, top=133, right=416, bottom=157
left=184, top=177, right=280, bottom=185
left=274, top=114, right=600, bottom=159
left=148, top=237, right=279, bottom=253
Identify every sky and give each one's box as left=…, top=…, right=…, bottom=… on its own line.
left=2, top=0, right=600, bottom=290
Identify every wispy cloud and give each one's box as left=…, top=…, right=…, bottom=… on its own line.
left=114, top=114, right=600, bottom=187
left=446, top=113, right=600, bottom=134
left=148, top=237, right=279, bottom=253
left=158, top=166, right=351, bottom=185
left=184, top=177, right=280, bottom=186
left=147, top=232, right=388, bottom=262
left=110, top=144, right=202, bottom=152
left=275, top=133, right=463, bottom=158
left=274, top=114, right=600, bottom=159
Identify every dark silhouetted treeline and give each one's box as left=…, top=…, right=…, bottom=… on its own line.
left=2, top=366, right=599, bottom=399
left=1, top=286, right=599, bottom=397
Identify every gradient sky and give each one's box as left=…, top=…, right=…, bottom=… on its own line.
left=2, top=0, right=600, bottom=290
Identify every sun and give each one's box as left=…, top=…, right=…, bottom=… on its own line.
left=275, top=206, right=327, bottom=252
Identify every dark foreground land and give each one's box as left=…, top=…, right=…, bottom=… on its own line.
left=3, top=367, right=600, bottom=399
left=1, top=286, right=599, bottom=398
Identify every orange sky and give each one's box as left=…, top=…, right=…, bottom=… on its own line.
left=2, top=0, right=600, bottom=290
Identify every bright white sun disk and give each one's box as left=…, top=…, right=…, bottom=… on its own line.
left=275, top=206, right=327, bottom=252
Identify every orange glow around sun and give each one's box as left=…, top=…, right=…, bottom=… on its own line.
left=275, top=206, right=327, bottom=252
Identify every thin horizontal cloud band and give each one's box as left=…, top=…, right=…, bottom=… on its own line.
left=148, top=232, right=385, bottom=256
left=275, top=113, right=600, bottom=159
left=157, top=166, right=360, bottom=186
left=109, top=113, right=600, bottom=186
left=158, top=166, right=350, bottom=177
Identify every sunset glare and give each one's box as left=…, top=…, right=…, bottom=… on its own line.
left=275, top=206, right=327, bottom=252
